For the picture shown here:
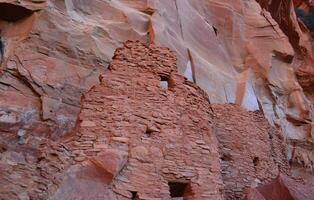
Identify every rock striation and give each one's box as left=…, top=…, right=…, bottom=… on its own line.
left=245, top=174, right=314, bottom=200
left=0, top=0, right=313, bottom=163
left=1, top=41, right=308, bottom=200
left=0, top=0, right=313, bottom=199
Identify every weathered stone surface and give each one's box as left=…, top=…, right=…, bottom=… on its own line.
left=245, top=174, right=314, bottom=200
left=0, top=0, right=313, bottom=167
left=0, top=38, right=313, bottom=199
left=213, top=104, right=290, bottom=199
left=0, top=0, right=311, bottom=146
left=50, top=163, right=115, bottom=200
left=0, top=0, right=313, bottom=198
left=90, top=149, right=127, bottom=180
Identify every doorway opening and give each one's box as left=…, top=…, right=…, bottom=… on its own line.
left=168, top=181, right=190, bottom=199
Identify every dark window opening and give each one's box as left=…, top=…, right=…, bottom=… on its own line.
left=0, top=3, right=33, bottom=22
left=145, top=127, right=153, bottom=137
left=130, top=191, right=138, bottom=200
left=221, top=153, right=232, bottom=161
left=168, top=182, right=189, bottom=198
left=253, top=157, right=259, bottom=167
left=213, top=26, right=218, bottom=36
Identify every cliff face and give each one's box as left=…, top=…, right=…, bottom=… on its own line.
left=0, top=0, right=313, bottom=199
left=0, top=40, right=294, bottom=200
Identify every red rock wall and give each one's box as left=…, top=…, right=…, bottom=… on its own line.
left=0, top=0, right=313, bottom=198
left=256, top=0, right=309, bottom=53
left=245, top=174, right=314, bottom=200
left=0, top=0, right=313, bottom=164
left=0, top=40, right=311, bottom=200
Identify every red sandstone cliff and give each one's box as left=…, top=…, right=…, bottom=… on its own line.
left=0, top=0, right=313, bottom=199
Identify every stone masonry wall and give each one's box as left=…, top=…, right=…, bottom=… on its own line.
left=213, top=104, right=290, bottom=200
left=0, top=41, right=293, bottom=200
left=70, top=41, right=224, bottom=199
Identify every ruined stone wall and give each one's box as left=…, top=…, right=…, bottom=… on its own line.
left=213, top=104, right=290, bottom=200
left=0, top=0, right=313, bottom=184
left=0, top=41, right=309, bottom=200
left=71, top=41, right=224, bottom=199
left=67, top=41, right=291, bottom=200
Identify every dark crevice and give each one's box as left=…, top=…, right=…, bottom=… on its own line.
left=273, top=50, right=294, bottom=63
left=141, top=8, right=155, bottom=16
left=0, top=3, right=33, bottom=22
left=213, top=26, right=218, bottom=36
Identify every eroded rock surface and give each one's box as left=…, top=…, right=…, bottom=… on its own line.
left=0, top=0, right=313, bottom=199
left=1, top=41, right=310, bottom=200
left=245, top=174, right=314, bottom=200
left=0, top=0, right=313, bottom=156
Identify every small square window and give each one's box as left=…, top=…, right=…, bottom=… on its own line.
left=168, top=182, right=189, bottom=199
left=160, top=76, right=169, bottom=89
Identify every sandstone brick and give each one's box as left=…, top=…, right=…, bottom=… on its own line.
left=213, top=104, right=290, bottom=200
left=80, top=121, right=96, bottom=127
left=91, top=149, right=128, bottom=180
